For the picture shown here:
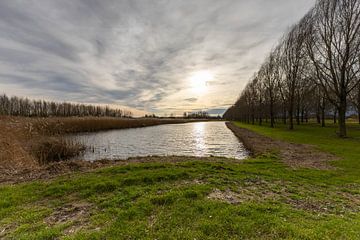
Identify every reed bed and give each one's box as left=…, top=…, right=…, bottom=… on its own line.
left=33, top=117, right=203, bottom=134
left=32, top=137, right=85, bottom=164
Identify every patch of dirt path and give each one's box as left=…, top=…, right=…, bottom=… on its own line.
left=226, top=122, right=337, bottom=170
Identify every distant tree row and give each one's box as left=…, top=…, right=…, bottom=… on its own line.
left=0, top=94, right=133, bottom=118
left=183, top=111, right=210, bottom=119
left=144, top=114, right=158, bottom=118
left=224, top=0, right=360, bottom=137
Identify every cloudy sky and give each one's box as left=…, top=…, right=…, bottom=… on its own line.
left=0, top=0, right=315, bottom=116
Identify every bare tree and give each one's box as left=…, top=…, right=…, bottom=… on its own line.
left=306, top=0, right=360, bottom=136
left=280, top=20, right=309, bottom=130
left=260, top=48, right=281, bottom=128
left=0, top=94, right=131, bottom=118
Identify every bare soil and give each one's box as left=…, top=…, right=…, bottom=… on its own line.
left=45, top=201, right=93, bottom=235
left=226, top=122, right=337, bottom=169
left=207, top=178, right=360, bottom=214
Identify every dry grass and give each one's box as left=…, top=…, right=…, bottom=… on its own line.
left=31, top=137, right=85, bottom=164
left=32, top=117, right=203, bottom=135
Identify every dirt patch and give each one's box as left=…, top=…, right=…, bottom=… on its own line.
left=45, top=202, right=92, bottom=235
left=178, top=179, right=206, bottom=186
left=208, top=179, right=360, bottom=214
left=0, top=222, right=18, bottom=239
left=208, top=189, right=242, bottom=204
left=226, top=122, right=337, bottom=170
left=45, top=202, right=91, bottom=225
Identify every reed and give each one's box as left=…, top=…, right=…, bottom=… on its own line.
left=32, top=137, right=85, bottom=164
left=33, top=117, right=203, bottom=134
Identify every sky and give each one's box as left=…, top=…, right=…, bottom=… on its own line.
left=0, top=0, right=315, bottom=116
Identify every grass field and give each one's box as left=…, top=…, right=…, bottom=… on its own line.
left=0, top=122, right=360, bottom=239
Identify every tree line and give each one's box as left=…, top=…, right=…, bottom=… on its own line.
left=0, top=94, right=133, bottom=118
left=224, top=0, right=360, bottom=137
left=183, top=111, right=210, bottom=119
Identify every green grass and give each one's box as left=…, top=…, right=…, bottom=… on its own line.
left=234, top=121, right=360, bottom=183
left=0, top=122, right=360, bottom=239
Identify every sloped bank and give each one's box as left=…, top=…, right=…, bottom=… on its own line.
left=225, top=122, right=337, bottom=169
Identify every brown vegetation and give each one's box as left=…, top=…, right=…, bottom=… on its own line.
left=32, top=137, right=85, bottom=164
left=226, top=122, right=336, bottom=169
left=32, top=117, right=205, bottom=134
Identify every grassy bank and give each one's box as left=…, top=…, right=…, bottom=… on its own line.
left=233, top=121, right=360, bottom=182
left=0, top=122, right=359, bottom=239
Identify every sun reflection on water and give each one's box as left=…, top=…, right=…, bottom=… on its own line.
left=193, top=122, right=206, bottom=155
left=70, top=122, right=249, bottom=160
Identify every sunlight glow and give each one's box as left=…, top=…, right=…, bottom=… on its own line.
left=189, top=70, right=213, bottom=94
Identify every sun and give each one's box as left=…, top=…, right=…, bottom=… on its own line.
left=189, top=70, right=213, bottom=94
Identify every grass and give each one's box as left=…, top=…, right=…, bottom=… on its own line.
left=233, top=121, right=360, bottom=183
left=0, top=122, right=360, bottom=239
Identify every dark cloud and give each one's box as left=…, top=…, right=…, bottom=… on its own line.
left=0, top=0, right=315, bottom=115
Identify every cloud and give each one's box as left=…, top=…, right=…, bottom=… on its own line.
left=0, top=0, right=316, bottom=115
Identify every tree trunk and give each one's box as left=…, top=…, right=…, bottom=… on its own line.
left=289, top=91, right=294, bottom=130
left=337, top=96, right=347, bottom=137
left=333, top=108, right=337, bottom=124
left=358, top=86, right=360, bottom=124
left=251, top=108, right=255, bottom=125
left=270, top=98, right=274, bottom=128
left=296, top=101, right=300, bottom=125
left=301, top=108, right=304, bottom=123
left=321, top=96, right=325, bottom=127
left=316, top=105, right=321, bottom=124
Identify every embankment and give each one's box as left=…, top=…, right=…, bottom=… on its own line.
left=226, top=122, right=336, bottom=169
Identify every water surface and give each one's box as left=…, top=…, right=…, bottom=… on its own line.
left=69, top=121, right=249, bottom=161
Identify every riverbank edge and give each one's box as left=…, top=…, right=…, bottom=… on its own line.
left=226, top=122, right=337, bottom=169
